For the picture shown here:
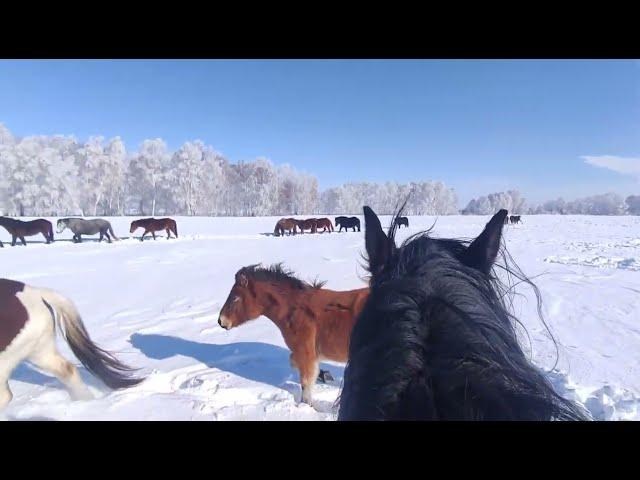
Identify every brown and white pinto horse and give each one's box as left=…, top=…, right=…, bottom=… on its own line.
left=0, top=217, right=54, bottom=246
left=129, top=217, right=178, bottom=241
left=218, top=264, right=369, bottom=405
left=315, top=218, right=334, bottom=233
left=0, top=278, right=144, bottom=410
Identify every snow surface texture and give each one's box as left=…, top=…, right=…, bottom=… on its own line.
left=1, top=215, right=639, bottom=421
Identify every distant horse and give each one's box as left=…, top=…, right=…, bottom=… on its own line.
left=218, top=263, right=369, bottom=405
left=296, top=218, right=317, bottom=234
left=337, top=206, right=590, bottom=420
left=315, top=218, right=334, bottom=233
left=335, top=216, right=360, bottom=232
left=274, top=218, right=298, bottom=237
left=504, top=213, right=510, bottom=225
left=130, top=218, right=178, bottom=241
left=395, top=216, right=409, bottom=228
left=0, top=217, right=54, bottom=246
left=0, top=278, right=144, bottom=410
left=510, top=215, right=522, bottom=224
left=57, top=218, right=119, bottom=243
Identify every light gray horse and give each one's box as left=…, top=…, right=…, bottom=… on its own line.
left=56, top=218, right=119, bottom=243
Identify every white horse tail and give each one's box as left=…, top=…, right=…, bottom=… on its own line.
left=39, top=288, right=143, bottom=389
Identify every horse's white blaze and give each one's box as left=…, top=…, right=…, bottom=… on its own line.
left=0, top=285, right=93, bottom=410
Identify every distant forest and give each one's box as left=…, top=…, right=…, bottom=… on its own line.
left=1, top=124, right=637, bottom=217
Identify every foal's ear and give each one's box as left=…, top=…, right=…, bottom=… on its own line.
left=463, top=209, right=508, bottom=274
left=237, top=273, right=249, bottom=287
left=364, top=206, right=393, bottom=275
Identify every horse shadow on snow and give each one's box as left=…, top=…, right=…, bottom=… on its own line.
left=130, top=333, right=344, bottom=407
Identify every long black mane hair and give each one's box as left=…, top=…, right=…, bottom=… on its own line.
left=337, top=206, right=590, bottom=420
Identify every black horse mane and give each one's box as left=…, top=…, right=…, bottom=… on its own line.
left=339, top=206, right=590, bottom=421
left=238, top=263, right=327, bottom=290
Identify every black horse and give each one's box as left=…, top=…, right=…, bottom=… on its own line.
left=335, top=216, right=361, bottom=232
left=510, top=215, right=522, bottom=224
left=395, top=216, right=409, bottom=228
left=337, top=206, right=589, bottom=421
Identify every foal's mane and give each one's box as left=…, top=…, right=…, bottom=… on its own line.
left=239, top=263, right=327, bottom=290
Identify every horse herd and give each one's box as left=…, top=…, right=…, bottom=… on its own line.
left=0, top=207, right=583, bottom=420
left=273, top=215, right=409, bottom=236
left=0, top=216, right=178, bottom=247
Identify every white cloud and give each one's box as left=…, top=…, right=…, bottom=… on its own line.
left=582, top=155, right=640, bottom=179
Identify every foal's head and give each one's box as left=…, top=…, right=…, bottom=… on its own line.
left=218, top=263, right=320, bottom=330
left=129, top=220, right=140, bottom=234
left=338, top=206, right=589, bottom=420
left=218, top=266, right=268, bottom=330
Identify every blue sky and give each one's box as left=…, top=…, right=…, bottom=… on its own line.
left=1, top=59, right=638, bottom=205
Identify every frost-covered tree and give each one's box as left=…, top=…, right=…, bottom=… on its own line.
left=127, top=138, right=169, bottom=216
left=462, top=190, right=526, bottom=215
left=531, top=193, right=626, bottom=215
left=625, top=195, right=640, bottom=215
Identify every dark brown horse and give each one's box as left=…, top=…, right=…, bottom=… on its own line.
left=510, top=215, right=522, bottom=224
left=395, top=216, right=409, bottom=228
left=335, top=216, right=361, bottom=232
left=295, top=218, right=317, bottom=234
left=0, top=278, right=144, bottom=410
left=273, top=218, right=298, bottom=237
left=129, top=218, right=178, bottom=241
left=315, top=218, right=334, bottom=233
left=218, top=264, right=369, bottom=405
left=0, top=217, right=54, bottom=246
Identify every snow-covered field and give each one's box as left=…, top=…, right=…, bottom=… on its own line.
left=1, top=214, right=639, bottom=421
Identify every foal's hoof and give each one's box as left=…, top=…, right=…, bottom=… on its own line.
left=318, top=370, right=334, bottom=384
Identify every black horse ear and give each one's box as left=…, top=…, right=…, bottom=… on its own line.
left=463, top=209, right=508, bottom=274
left=364, top=206, right=393, bottom=275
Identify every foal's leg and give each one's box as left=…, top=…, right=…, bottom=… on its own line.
left=20, top=236, right=27, bottom=246
left=291, top=342, right=319, bottom=405
left=43, top=231, right=51, bottom=244
left=99, top=231, right=104, bottom=242
left=29, top=343, right=92, bottom=401
left=140, top=231, right=147, bottom=242
left=152, top=231, right=157, bottom=240
left=166, top=228, right=171, bottom=239
left=104, top=230, right=112, bottom=243
left=11, top=235, right=17, bottom=246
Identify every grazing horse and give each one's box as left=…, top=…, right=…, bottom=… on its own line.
left=510, top=215, right=522, bottom=224
left=0, top=217, right=54, bottom=246
left=57, top=218, right=119, bottom=243
left=335, top=216, right=361, bottom=232
left=218, top=263, right=369, bottom=405
left=274, top=218, right=298, bottom=237
left=395, top=216, right=409, bottom=228
left=0, top=278, right=144, bottom=410
left=315, top=218, right=334, bottom=233
left=337, top=207, right=590, bottom=421
left=295, top=218, right=318, bottom=234
left=129, top=217, right=178, bottom=241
